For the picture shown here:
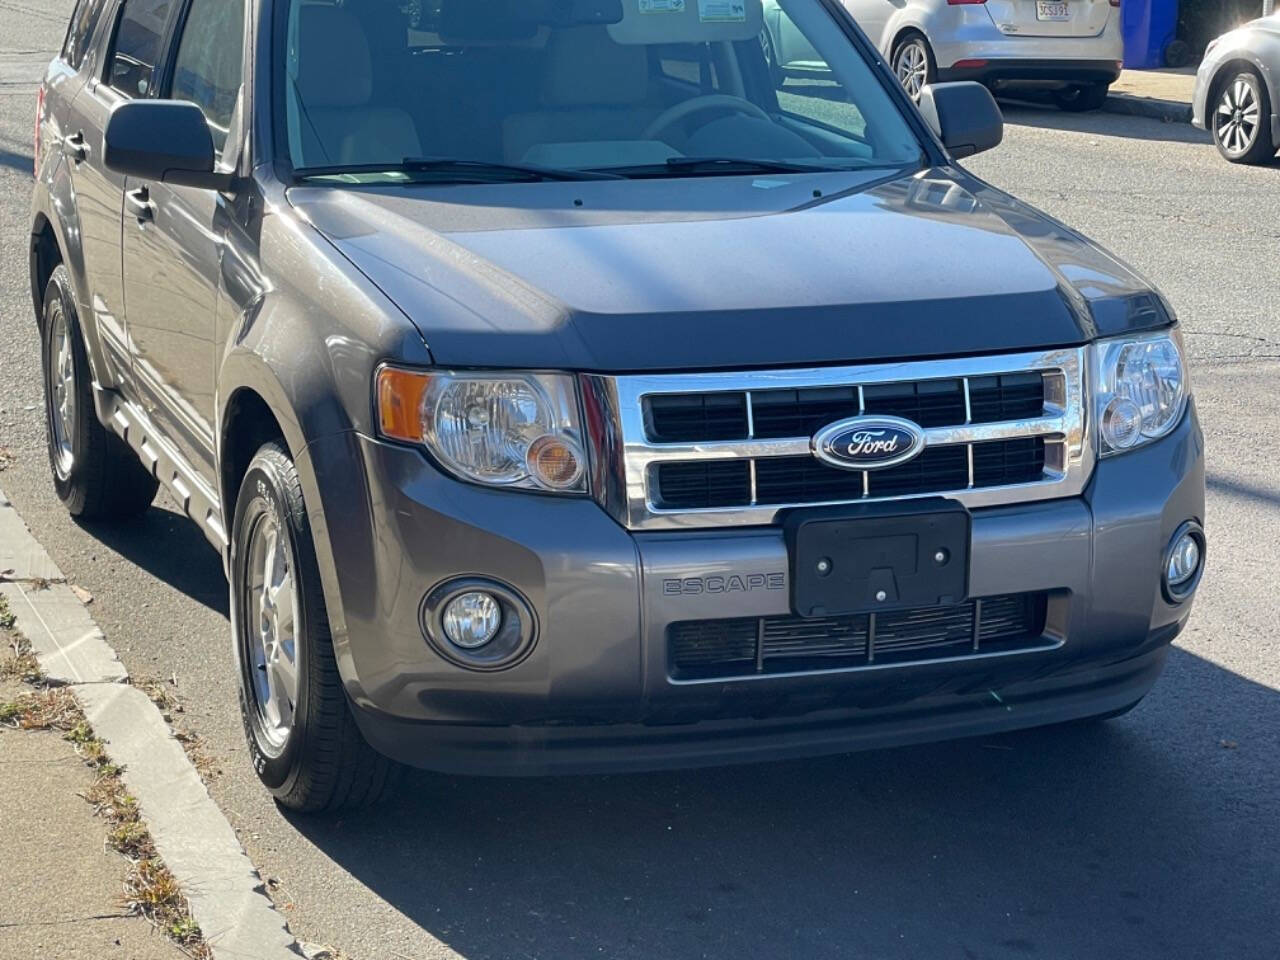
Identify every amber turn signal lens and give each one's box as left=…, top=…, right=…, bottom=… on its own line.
left=525, top=435, right=584, bottom=490
left=376, top=367, right=432, bottom=443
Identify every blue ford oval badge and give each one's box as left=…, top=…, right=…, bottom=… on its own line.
left=812, top=416, right=926, bottom=471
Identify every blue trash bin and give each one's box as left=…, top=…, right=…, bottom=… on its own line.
left=1122, top=0, right=1180, bottom=69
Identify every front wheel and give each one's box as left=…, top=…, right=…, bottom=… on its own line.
left=1212, top=70, right=1275, bottom=164
left=891, top=34, right=935, bottom=104
left=1053, top=82, right=1109, bottom=113
left=231, top=441, right=396, bottom=812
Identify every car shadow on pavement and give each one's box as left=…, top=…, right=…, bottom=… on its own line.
left=997, top=101, right=1214, bottom=147
left=76, top=504, right=227, bottom=616
left=285, top=647, right=1279, bottom=960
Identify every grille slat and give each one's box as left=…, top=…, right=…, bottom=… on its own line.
left=670, top=593, right=1048, bottom=680
left=655, top=461, right=751, bottom=509
left=647, top=373, right=1046, bottom=444
left=648, top=392, right=750, bottom=443
left=660, top=439, right=1044, bottom=510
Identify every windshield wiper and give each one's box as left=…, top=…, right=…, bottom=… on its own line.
left=592, top=156, right=848, bottom=178
left=594, top=156, right=923, bottom=179
left=664, top=156, right=824, bottom=174
left=295, top=157, right=624, bottom=182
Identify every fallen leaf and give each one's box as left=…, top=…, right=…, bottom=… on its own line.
left=70, top=585, right=94, bottom=605
left=1220, top=739, right=1238, bottom=750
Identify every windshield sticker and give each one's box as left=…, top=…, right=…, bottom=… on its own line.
left=639, top=0, right=686, bottom=13
left=698, top=0, right=746, bottom=21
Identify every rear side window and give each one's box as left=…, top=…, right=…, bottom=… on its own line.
left=107, top=0, right=175, bottom=98
left=63, top=0, right=109, bottom=70
left=169, top=0, right=246, bottom=154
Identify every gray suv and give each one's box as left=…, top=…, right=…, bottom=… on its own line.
left=31, top=0, right=1205, bottom=811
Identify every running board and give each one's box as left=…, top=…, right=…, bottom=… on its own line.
left=92, top=385, right=228, bottom=556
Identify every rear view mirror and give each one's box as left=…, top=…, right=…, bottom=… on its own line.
left=917, top=82, right=1004, bottom=159
left=103, top=100, right=233, bottom=191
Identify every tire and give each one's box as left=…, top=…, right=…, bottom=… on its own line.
left=231, top=441, right=395, bottom=812
left=1053, top=82, right=1109, bottom=113
left=40, top=265, right=158, bottom=519
left=1211, top=69, right=1275, bottom=165
left=891, top=33, right=935, bottom=104
left=759, top=26, right=784, bottom=89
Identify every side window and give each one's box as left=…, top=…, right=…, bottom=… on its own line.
left=107, top=0, right=175, bottom=99
left=62, top=0, right=109, bottom=70
left=169, top=0, right=246, bottom=155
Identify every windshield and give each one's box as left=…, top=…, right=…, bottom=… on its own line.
left=279, top=0, right=924, bottom=182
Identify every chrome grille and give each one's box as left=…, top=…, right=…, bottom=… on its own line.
left=589, top=347, right=1091, bottom=530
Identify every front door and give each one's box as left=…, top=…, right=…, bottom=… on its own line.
left=60, top=0, right=162, bottom=392
left=120, top=0, right=246, bottom=479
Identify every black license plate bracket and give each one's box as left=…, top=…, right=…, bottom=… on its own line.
left=785, top=499, right=970, bottom=618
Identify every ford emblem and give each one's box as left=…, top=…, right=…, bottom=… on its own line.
left=812, top=416, right=926, bottom=471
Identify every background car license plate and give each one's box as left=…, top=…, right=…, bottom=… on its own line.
left=1036, top=1, right=1070, bottom=21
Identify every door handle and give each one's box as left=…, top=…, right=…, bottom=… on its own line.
left=62, top=131, right=89, bottom=163
left=125, top=186, right=155, bottom=222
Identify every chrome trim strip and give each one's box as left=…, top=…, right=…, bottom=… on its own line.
left=595, top=347, right=1091, bottom=531
left=632, top=415, right=1067, bottom=462
left=666, top=635, right=1065, bottom=685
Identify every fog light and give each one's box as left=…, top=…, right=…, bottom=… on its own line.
left=441, top=592, right=502, bottom=649
left=1167, top=536, right=1199, bottom=588
left=1163, top=522, right=1205, bottom=602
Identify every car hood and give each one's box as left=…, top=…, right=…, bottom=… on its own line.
left=288, top=167, right=1168, bottom=371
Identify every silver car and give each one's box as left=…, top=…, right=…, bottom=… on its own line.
left=763, top=0, right=1123, bottom=109
left=1193, top=11, right=1280, bottom=164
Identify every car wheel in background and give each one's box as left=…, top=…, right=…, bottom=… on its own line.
left=1053, top=82, right=1110, bottom=112
left=40, top=265, right=158, bottom=519
left=891, top=33, right=935, bottom=104
left=1212, top=70, right=1275, bottom=165
left=231, top=441, right=397, bottom=812
left=759, top=26, right=784, bottom=88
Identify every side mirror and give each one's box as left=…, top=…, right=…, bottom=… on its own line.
left=103, top=100, right=234, bottom=191
left=917, top=82, right=1003, bottom=160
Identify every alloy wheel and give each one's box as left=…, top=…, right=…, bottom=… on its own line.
left=895, top=40, right=929, bottom=102
left=243, top=507, right=300, bottom=754
left=47, top=308, right=76, bottom=480
left=1216, top=77, right=1260, bottom=158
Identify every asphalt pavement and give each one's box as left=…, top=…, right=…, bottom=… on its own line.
left=1, top=6, right=1278, bottom=959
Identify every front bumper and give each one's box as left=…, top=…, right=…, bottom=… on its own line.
left=301, top=403, right=1205, bottom=775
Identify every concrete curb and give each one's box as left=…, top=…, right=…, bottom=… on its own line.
left=1103, top=92, right=1193, bottom=125
left=0, top=489, right=300, bottom=960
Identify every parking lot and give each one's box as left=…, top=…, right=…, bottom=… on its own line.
left=1, top=3, right=1278, bottom=959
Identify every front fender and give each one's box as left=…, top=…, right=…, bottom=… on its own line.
left=215, top=194, right=433, bottom=665
left=1206, top=31, right=1280, bottom=143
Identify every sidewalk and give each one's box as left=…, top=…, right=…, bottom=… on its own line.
left=0, top=678, right=187, bottom=960
left=1106, top=66, right=1197, bottom=123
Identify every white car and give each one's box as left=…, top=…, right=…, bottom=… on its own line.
left=1192, top=12, right=1280, bottom=164
left=762, top=0, right=1123, bottom=110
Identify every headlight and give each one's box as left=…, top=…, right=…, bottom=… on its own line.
left=1093, top=328, right=1188, bottom=457
left=376, top=368, right=588, bottom=493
